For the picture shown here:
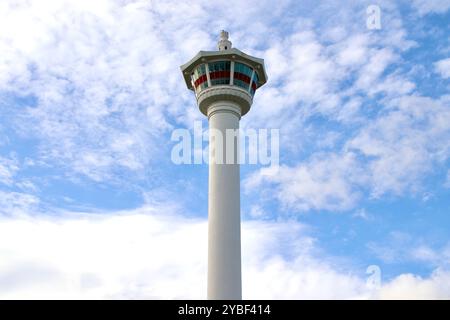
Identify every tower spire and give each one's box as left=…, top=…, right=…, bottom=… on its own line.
left=218, top=30, right=232, bottom=51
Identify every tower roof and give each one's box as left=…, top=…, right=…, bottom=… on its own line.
left=180, top=33, right=268, bottom=91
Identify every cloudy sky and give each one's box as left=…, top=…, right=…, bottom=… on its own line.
left=1, top=0, right=450, bottom=299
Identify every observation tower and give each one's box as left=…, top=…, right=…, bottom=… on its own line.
left=180, top=31, right=267, bottom=300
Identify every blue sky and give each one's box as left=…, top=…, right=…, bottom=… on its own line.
left=0, top=0, right=450, bottom=299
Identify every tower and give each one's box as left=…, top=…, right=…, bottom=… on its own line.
left=180, top=31, right=267, bottom=300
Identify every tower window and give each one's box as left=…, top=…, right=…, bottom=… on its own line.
left=233, top=62, right=253, bottom=91
left=250, top=71, right=259, bottom=96
left=192, top=64, right=208, bottom=92
left=208, top=61, right=231, bottom=85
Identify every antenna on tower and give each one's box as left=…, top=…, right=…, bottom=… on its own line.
left=218, top=30, right=232, bottom=51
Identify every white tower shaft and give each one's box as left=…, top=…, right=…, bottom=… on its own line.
left=207, top=102, right=242, bottom=300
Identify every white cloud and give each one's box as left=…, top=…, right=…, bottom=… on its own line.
left=0, top=208, right=359, bottom=299
left=0, top=0, right=212, bottom=182
left=0, top=156, right=19, bottom=186
left=353, top=48, right=398, bottom=95
left=0, top=0, right=434, bottom=192
left=0, top=207, right=449, bottom=299
left=335, top=35, right=370, bottom=68
left=368, top=232, right=450, bottom=268
left=246, top=93, right=450, bottom=211
left=245, top=152, right=366, bottom=212
left=367, top=232, right=413, bottom=264
left=411, top=244, right=450, bottom=268
left=435, top=58, right=450, bottom=79
left=352, top=208, right=372, bottom=221
left=1, top=0, right=369, bottom=185
left=248, top=205, right=267, bottom=218
left=0, top=190, right=40, bottom=217
left=0, top=205, right=206, bottom=299
left=0, top=0, right=256, bottom=184
left=377, top=270, right=450, bottom=299
left=411, top=245, right=441, bottom=263
left=445, top=170, right=450, bottom=188
left=348, top=95, right=450, bottom=197
left=243, top=26, right=347, bottom=136
left=241, top=10, right=415, bottom=130
left=412, top=0, right=450, bottom=15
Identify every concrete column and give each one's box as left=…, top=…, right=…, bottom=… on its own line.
left=207, top=101, right=242, bottom=300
